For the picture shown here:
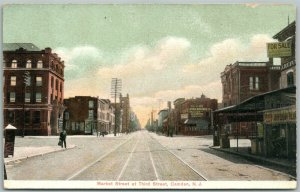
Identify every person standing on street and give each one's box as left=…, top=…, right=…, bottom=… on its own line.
left=59, top=130, right=67, bottom=148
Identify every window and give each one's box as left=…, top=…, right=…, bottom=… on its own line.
left=25, top=111, right=30, bottom=124
left=51, top=77, right=54, bottom=88
left=249, top=77, right=253, bottom=90
left=37, top=60, right=43, bottom=68
left=50, top=94, right=53, bottom=102
left=10, top=92, right=16, bottom=103
left=7, top=111, right=15, bottom=123
left=11, top=60, right=17, bottom=68
left=55, top=79, right=58, bottom=90
left=10, top=76, right=16, bottom=86
left=36, top=76, right=42, bottom=86
left=88, top=110, right=93, bottom=119
left=25, top=93, right=31, bottom=103
left=255, top=76, right=259, bottom=90
left=60, top=82, right=62, bottom=92
left=89, top=100, right=94, bottom=108
left=36, top=93, right=42, bottom=102
left=249, top=76, right=259, bottom=90
left=26, top=60, right=32, bottom=68
left=33, top=111, right=40, bottom=124
left=287, top=72, right=294, bottom=86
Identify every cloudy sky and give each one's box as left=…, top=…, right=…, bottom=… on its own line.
left=3, top=4, right=296, bottom=126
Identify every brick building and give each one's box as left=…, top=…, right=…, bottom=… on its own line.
left=272, top=21, right=296, bottom=88
left=173, top=98, right=185, bottom=134
left=64, top=96, right=114, bottom=135
left=120, top=94, right=130, bottom=133
left=63, top=96, right=115, bottom=135
left=174, top=94, right=218, bottom=136
left=217, top=21, right=295, bottom=139
left=221, top=61, right=281, bottom=108
left=3, top=43, right=65, bottom=136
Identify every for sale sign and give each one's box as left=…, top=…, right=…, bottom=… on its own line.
left=267, top=41, right=292, bottom=57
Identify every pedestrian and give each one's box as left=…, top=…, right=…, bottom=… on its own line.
left=59, top=130, right=67, bottom=148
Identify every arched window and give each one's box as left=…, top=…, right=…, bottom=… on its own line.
left=37, top=60, right=43, bottom=68
left=11, top=60, right=17, bottom=68
left=287, top=71, right=294, bottom=86
left=26, top=60, right=32, bottom=68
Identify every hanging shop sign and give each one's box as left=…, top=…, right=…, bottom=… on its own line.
left=267, top=41, right=292, bottom=58
left=264, top=107, right=296, bottom=124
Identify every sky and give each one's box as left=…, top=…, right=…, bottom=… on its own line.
left=3, top=4, right=296, bottom=127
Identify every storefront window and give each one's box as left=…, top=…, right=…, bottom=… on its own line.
left=33, top=111, right=41, bottom=124
left=287, top=72, right=294, bottom=86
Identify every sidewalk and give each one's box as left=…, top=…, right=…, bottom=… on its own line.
left=210, top=139, right=296, bottom=173
left=4, top=133, right=125, bottom=164
left=4, top=144, right=76, bottom=164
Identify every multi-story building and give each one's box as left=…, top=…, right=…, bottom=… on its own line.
left=217, top=21, right=296, bottom=140
left=120, top=94, right=130, bottom=133
left=180, top=94, right=218, bottom=135
left=99, top=99, right=115, bottom=133
left=221, top=61, right=281, bottom=107
left=3, top=43, right=65, bottom=136
left=157, top=109, right=169, bottom=132
left=272, top=21, right=296, bottom=88
left=63, top=96, right=115, bottom=135
left=173, top=98, right=185, bottom=134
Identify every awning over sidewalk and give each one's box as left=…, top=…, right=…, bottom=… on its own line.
left=214, top=86, right=296, bottom=114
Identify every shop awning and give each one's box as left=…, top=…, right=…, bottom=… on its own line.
left=184, top=119, right=197, bottom=126
left=214, top=85, right=296, bottom=114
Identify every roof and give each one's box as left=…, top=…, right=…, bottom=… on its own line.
left=3, top=43, right=41, bottom=51
left=215, top=85, right=296, bottom=113
left=273, top=21, right=296, bottom=39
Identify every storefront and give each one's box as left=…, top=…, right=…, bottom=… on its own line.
left=263, top=105, right=296, bottom=158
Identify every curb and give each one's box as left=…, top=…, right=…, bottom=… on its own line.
left=209, top=146, right=296, bottom=170
left=5, top=145, right=77, bottom=165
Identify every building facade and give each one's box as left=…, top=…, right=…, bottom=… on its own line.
left=3, top=43, right=65, bottom=136
left=63, top=96, right=115, bottom=135
left=272, top=21, right=296, bottom=89
left=120, top=94, right=130, bottom=133
left=173, top=98, right=185, bottom=134
left=157, top=109, right=169, bottom=132
left=221, top=61, right=281, bottom=108
left=173, top=94, right=218, bottom=136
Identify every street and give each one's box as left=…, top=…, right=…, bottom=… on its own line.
left=5, top=130, right=294, bottom=181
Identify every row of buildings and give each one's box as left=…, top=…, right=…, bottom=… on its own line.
left=2, top=43, right=140, bottom=136
left=215, top=21, right=296, bottom=159
left=146, top=94, right=218, bottom=136
left=147, top=21, right=296, bottom=159
left=63, top=94, right=139, bottom=135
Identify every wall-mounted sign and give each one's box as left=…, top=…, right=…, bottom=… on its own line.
left=189, top=105, right=210, bottom=118
left=267, top=41, right=292, bottom=58
left=181, top=113, right=188, bottom=119
left=264, top=107, right=296, bottom=124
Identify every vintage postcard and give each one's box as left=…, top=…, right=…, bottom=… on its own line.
left=2, top=3, right=297, bottom=190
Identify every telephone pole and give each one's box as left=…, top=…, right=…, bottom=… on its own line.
left=111, top=78, right=122, bottom=136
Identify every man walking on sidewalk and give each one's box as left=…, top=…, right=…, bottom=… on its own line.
left=59, top=130, right=67, bottom=148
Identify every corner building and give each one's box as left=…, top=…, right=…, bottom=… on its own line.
left=3, top=43, right=65, bottom=136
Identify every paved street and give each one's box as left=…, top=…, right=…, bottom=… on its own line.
left=5, top=130, right=294, bottom=181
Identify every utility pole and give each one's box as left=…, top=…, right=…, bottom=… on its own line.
left=111, top=78, right=122, bottom=136
left=23, top=71, right=31, bottom=137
